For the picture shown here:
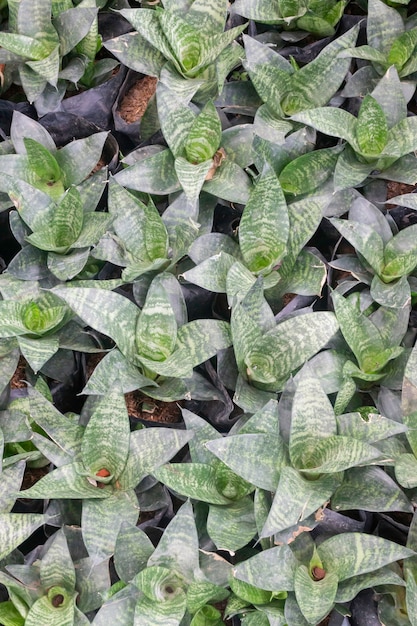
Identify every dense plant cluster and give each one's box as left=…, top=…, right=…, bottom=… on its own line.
left=2, top=0, right=417, bottom=624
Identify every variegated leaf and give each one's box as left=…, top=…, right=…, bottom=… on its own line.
left=244, top=311, right=339, bottom=391
left=153, top=463, right=231, bottom=504
left=206, top=433, right=285, bottom=491
left=118, top=428, right=192, bottom=491
left=81, top=391, right=130, bottom=478
left=184, top=101, right=222, bottom=164
left=116, top=149, right=181, bottom=196
left=82, top=491, right=139, bottom=561
left=294, top=565, right=338, bottom=624
left=148, top=500, right=201, bottom=581
left=332, top=466, right=412, bottom=513
left=239, top=167, right=289, bottom=274
left=104, top=32, right=165, bottom=77
left=207, top=497, right=257, bottom=552
left=52, top=287, right=138, bottom=363
left=0, top=513, right=45, bottom=560
left=318, top=533, right=415, bottom=581
left=174, top=156, right=212, bottom=206
left=261, top=467, right=341, bottom=537
left=355, top=95, right=388, bottom=157
left=54, top=133, right=107, bottom=186
left=279, top=146, right=342, bottom=196
left=329, top=217, right=384, bottom=275
left=233, top=544, right=298, bottom=591
left=136, top=274, right=177, bottom=362
left=40, top=530, right=75, bottom=591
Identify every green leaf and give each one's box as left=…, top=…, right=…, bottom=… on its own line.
left=261, top=467, right=341, bottom=537
left=116, top=149, right=181, bottom=196
left=233, top=544, right=298, bottom=591
left=207, top=497, right=257, bottom=552
left=114, top=525, right=155, bottom=583
left=0, top=32, right=50, bottom=61
left=118, top=428, right=192, bottom=491
left=388, top=29, right=417, bottom=71
left=81, top=391, right=130, bottom=478
left=333, top=145, right=376, bottom=191
left=174, top=156, right=212, bottom=206
left=184, top=102, right=222, bottom=164
left=331, top=290, right=387, bottom=374
left=367, top=0, right=404, bottom=56
left=294, top=565, right=338, bottom=624
left=239, top=167, right=289, bottom=274
left=383, top=116, right=417, bottom=159
left=40, top=529, right=76, bottom=591
left=20, top=461, right=111, bottom=500
left=355, top=95, right=388, bottom=157
left=329, top=217, right=384, bottom=275
left=282, top=23, right=359, bottom=113
left=318, top=533, right=415, bottom=581
left=395, top=453, right=417, bottom=489
left=82, top=491, right=139, bottom=561
left=104, top=31, right=165, bottom=77
left=0, top=513, right=45, bottom=560
left=332, top=466, right=412, bottom=513
left=23, top=138, right=62, bottom=184
left=382, top=224, right=417, bottom=279
left=290, top=368, right=337, bottom=468
left=25, top=589, right=76, bottom=626
left=158, top=8, right=200, bottom=73
left=153, top=463, right=231, bottom=504
left=52, top=287, right=138, bottom=363
left=135, top=275, right=177, bottom=362
left=244, top=311, right=339, bottom=391
left=176, top=319, right=232, bottom=369
left=279, top=146, right=342, bottom=196
left=55, top=132, right=108, bottom=187
left=291, top=107, right=358, bottom=148
left=206, top=433, right=285, bottom=491
left=133, top=588, right=187, bottom=626
left=148, top=499, right=201, bottom=581
left=370, top=274, right=411, bottom=309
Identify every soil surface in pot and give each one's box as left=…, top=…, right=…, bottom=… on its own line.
left=119, top=75, right=157, bottom=123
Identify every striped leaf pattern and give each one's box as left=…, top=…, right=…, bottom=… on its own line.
left=134, top=590, right=187, bottom=626
left=207, top=497, right=257, bottom=551
left=279, top=146, right=342, bottom=195
left=135, top=275, right=178, bottom=362
left=244, top=311, right=339, bottom=391
left=239, top=168, right=289, bottom=274
left=148, top=500, right=201, bottom=581
left=40, top=530, right=76, bottom=591
left=290, top=369, right=336, bottom=467
left=332, top=466, right=412, bottom=513
left=158, top=10, right=201, bottom=74
left=81, top=391, right=130, bottom=478
left=318, top=533, right=415, bottom=581
left=294, top=565, right=338, bottom=624
left=53, top=287, right=138, bottom=362
left=0, top=513, right=45, bottom=560
left=25, top=591, right=76, bottom=626
left=206, top=433, right=285, bottom=490
left=329, top=217, right=384, bottom=275
left=153, top=463, right=231, bottom=504
left=356, top=95, right=388, bottom=157
left=233, top=544, right=298, bottom=591
left=184, top=102, right=222, bottom=164
left=261, top=467, right=342, bottom=537
left=82, top=491, right=140, bottom=562
left=118, top=428, right=192, bottom=491
left=283, top=23, right=359, bottom=113
left=55, top=132, right=108, bottom=187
